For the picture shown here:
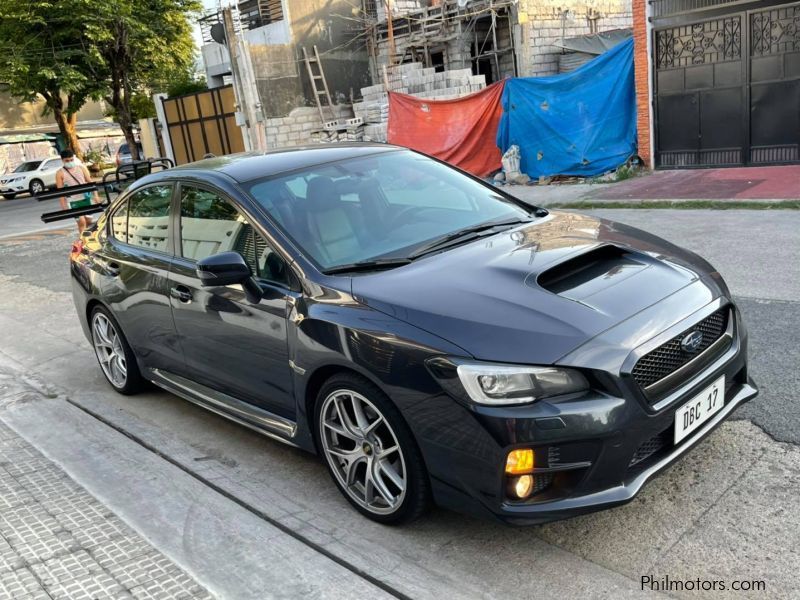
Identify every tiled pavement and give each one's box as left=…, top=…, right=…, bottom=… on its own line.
left=0, top=421, right=213, bottom=600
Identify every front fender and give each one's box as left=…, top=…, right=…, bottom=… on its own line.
left=289, top=295, right=470, bottom=452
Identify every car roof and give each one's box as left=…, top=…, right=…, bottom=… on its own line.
left=167, top=143, right=403, bottom=183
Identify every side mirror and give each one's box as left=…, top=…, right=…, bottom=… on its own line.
left=196, top=251, right=263, bottom=303
left=196, top=251, right=251, bottom=286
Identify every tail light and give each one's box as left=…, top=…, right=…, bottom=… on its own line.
left=70, top=239, right=84, bottom=255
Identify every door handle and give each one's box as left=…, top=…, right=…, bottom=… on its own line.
left=106, top=261, right=120, bottom=277
left=170, top=286, right=193, bottom=303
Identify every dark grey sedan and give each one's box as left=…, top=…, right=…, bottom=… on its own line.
left=69, top=145, right=757, bottom=524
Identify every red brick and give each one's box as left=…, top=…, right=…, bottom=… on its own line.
left=632, top=0, right=651, bottom=167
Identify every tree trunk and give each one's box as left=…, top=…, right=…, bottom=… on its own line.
left=49, top=94, right=83, bottom=159
left=108, top=65, right=141, bottom=162
left=112, top=98, right=139, bottom=163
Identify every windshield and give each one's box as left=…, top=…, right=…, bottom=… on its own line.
left=246, top=150, right=531, bottom=271
left=13, top=161, right=42, bottom=173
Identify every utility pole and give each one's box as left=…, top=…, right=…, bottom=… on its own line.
left=222, top=7, right=266, bottom=151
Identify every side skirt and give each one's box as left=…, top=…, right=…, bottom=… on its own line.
left=147, top=368, right=300, bottom=449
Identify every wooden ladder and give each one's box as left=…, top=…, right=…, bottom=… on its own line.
left=302, top=45, right=336, bottom=127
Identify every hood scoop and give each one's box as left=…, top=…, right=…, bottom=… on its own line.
left=535, top=244, right=648, bottom=301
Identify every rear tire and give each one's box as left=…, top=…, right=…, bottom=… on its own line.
left=90, top=306, right=145, bottom=395
left=314, top=373, right=431, bottom=525
left=29, top=179, right=44, bottom=195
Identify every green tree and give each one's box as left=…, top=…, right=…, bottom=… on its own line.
left=0, top=1, right=104, bottom=158
left=166, top=73, right=207, bottom=99
left=85, top=0, right=201, bottom=160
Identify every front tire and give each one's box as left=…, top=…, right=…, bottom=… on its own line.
left=2, top=193, right=16, bottom=200
left=315, top=373, right=430, bottom=525
left=29, top=179, right=44, bottom=195
left=90, top=306, right=145, bottom=395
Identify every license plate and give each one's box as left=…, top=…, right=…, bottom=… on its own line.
left=674, top=375, right=725, bottom=444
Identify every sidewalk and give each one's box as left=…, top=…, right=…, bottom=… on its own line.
left=503, top=164, right=800, bottom=206
left=0, top=419, right=213, bottom=600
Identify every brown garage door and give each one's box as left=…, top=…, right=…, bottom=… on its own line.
left=162, top=86, right=245, bottom=165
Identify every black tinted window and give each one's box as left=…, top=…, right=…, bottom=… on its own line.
left=14, top=161, right=42, bottom=172
left=126, top=185, right=172, bottom=252
left=246, top=150, right=530, bottom=270
left=179, top=186, right=288, bottom=285
left=110, top=201, right=128, bottom=242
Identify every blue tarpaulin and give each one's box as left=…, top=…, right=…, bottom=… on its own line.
left=496, top=38, right=636, bottom=179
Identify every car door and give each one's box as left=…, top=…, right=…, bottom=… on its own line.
left=99, top=183, right=185, bottom=372
left=40, top=158, right=63, bottom=187
left=167, top=182, right=297, bottom=419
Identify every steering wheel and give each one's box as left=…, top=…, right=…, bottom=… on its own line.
left=388, top=205, right=440, bottom=229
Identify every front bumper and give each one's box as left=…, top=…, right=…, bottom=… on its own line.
left=0, top=183, right=26, bottom=193
left=497, top=378, right=757, bottom=524
left=408, top=299, right=758, bottom=524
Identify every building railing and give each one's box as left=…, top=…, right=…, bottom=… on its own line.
left=651, top=0, right=744, bottom=19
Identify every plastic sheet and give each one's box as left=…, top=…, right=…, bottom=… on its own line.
left=387, top=81, right=506, bottom=177
left=496, top=39, right=636, bottom=179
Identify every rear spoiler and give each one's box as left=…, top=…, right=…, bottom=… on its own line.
left=40, top=158, right=174, bottom=223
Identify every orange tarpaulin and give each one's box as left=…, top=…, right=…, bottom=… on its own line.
left=387, top=81, right=506, bottom=177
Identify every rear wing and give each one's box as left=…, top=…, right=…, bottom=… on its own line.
left=40, top=158, right=174, bottom=223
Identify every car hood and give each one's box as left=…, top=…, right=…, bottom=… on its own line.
left=351, top=211, right=722, bottom=364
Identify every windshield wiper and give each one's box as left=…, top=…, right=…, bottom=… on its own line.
left=322, top=257, right=413, bottom=275
left=408, top=217, right=532, bottom=260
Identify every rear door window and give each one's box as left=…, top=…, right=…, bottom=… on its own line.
left=126, top=185, right=172, bottom=252
left=42, top=159, right=62, bottom=170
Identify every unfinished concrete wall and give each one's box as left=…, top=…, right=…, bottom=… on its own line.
left=371, top=3, right=516, bottom=82
left=264, top=105, right=355, bottom=149
left=249, top=0, right=372, bottom=118
left=516, top=0, right=632, bottom=77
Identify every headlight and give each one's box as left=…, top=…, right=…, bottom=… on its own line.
left=456, top=363, right=588, bottom=406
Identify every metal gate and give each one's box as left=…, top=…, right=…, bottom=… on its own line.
left=161, top=85, right=245, bottom=165
left=653, top=1, right=800, bottom=167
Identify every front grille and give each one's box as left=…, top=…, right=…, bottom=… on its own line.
left=632, top=309, right=729, bottom=389
left=532, top=473, right=554, bottom=495
left=629, top=429, right=670, bottom=467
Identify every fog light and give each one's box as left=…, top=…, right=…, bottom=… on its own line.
left=505, top=449, right=534, bottom=475
left=510, top=474, right=534, bottom=499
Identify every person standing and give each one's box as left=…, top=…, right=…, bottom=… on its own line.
left=56, top=149, right=98, bottom=233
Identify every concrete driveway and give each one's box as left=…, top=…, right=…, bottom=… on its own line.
left=0, top=208, right=797, bottom=599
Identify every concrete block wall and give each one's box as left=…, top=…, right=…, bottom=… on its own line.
left=264, top=105, right=355, bottom=149
left=373, top=37, right=475, bottom=74
left=516, top=0, right=632, bottom=77
left=353, top=62, right=487, bottom=142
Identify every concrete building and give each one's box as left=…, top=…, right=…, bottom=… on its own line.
left=366, top=0, right=631, bottom=80
left=197, top=0, right=633, bottom=150
left=199, top=0, right=371, bottom=118
left=200, top=1, right=633, bottom=109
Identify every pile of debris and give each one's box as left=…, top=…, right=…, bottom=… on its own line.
left=354, top=62, right=487, bottom=142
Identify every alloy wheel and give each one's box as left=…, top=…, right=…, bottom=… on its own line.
left=30, top=180, right=44, bottom=195
left=319, top=389, right=407, bottom=515
left=91, top=313, right=128, bottom=388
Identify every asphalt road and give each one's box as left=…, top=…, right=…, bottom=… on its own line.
left=0, top=206, right=798, bottom=598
